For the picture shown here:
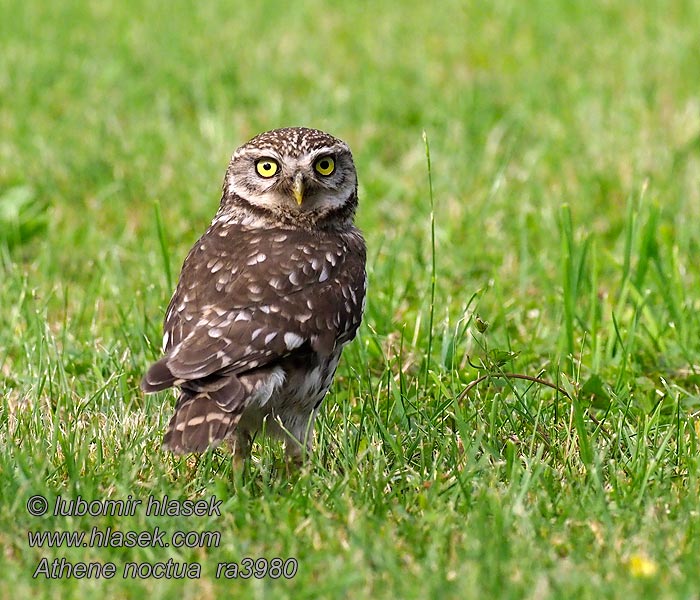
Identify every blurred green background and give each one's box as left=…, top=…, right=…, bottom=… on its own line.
left=2, top=1, right=700, bottom=598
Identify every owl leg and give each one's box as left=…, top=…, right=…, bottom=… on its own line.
left=229, top=429, right=253, bottom=460
left=277, top=409, right=319, bottom=463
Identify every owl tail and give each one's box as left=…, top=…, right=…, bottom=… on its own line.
left=162, top=389, right=242, bottom=454
left=143, top=354, right=249, bottom=453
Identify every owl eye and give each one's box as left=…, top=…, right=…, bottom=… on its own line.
left=314, top=156, right=335, bottom=176
left=255, top=158, right=280, bottom=178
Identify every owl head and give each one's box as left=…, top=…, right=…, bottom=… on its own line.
left=220, top=127, right=358, bottom=230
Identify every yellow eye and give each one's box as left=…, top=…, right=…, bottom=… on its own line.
left=314, top=156, right=335, bottom=176
left=255, top=158, right=279, bottom=178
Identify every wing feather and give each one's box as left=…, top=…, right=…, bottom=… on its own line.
left=143, top=224, right=366, bottom=398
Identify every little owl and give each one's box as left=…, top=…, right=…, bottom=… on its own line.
left=141, top=127, right=366, bottom=461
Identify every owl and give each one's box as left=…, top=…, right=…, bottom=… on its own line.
left=141, top=127, right=366, bottom=461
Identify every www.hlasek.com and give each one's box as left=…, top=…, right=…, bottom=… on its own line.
left=26, top=494, right=298, bottom=580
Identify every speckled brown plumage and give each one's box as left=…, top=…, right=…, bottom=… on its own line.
left=142, top=127, right=366, bottom=458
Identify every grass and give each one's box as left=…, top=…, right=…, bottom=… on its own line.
left=2, top=0, right=700, bottom=597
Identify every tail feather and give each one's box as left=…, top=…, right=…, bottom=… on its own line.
left=162, top=390, right=245, bottom=454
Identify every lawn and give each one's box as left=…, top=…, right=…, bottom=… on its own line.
left=2, top=1, right=700, bottom=598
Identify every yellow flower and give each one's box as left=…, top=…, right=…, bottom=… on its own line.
left=627, top=553, right=658, bottom=578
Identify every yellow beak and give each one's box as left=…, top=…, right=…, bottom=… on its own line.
left=292, top=173, right=304, bottom=206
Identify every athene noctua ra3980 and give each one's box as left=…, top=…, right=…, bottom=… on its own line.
left=141, top=127, right=366, bottom=461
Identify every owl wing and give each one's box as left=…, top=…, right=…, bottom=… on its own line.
left=142, top=224, right=366, bottom=410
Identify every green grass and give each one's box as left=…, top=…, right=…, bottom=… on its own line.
left=2, top=0, right=700, bottom=597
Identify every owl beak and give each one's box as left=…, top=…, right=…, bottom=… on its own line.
left=292, top=172, right=305, bottom=206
